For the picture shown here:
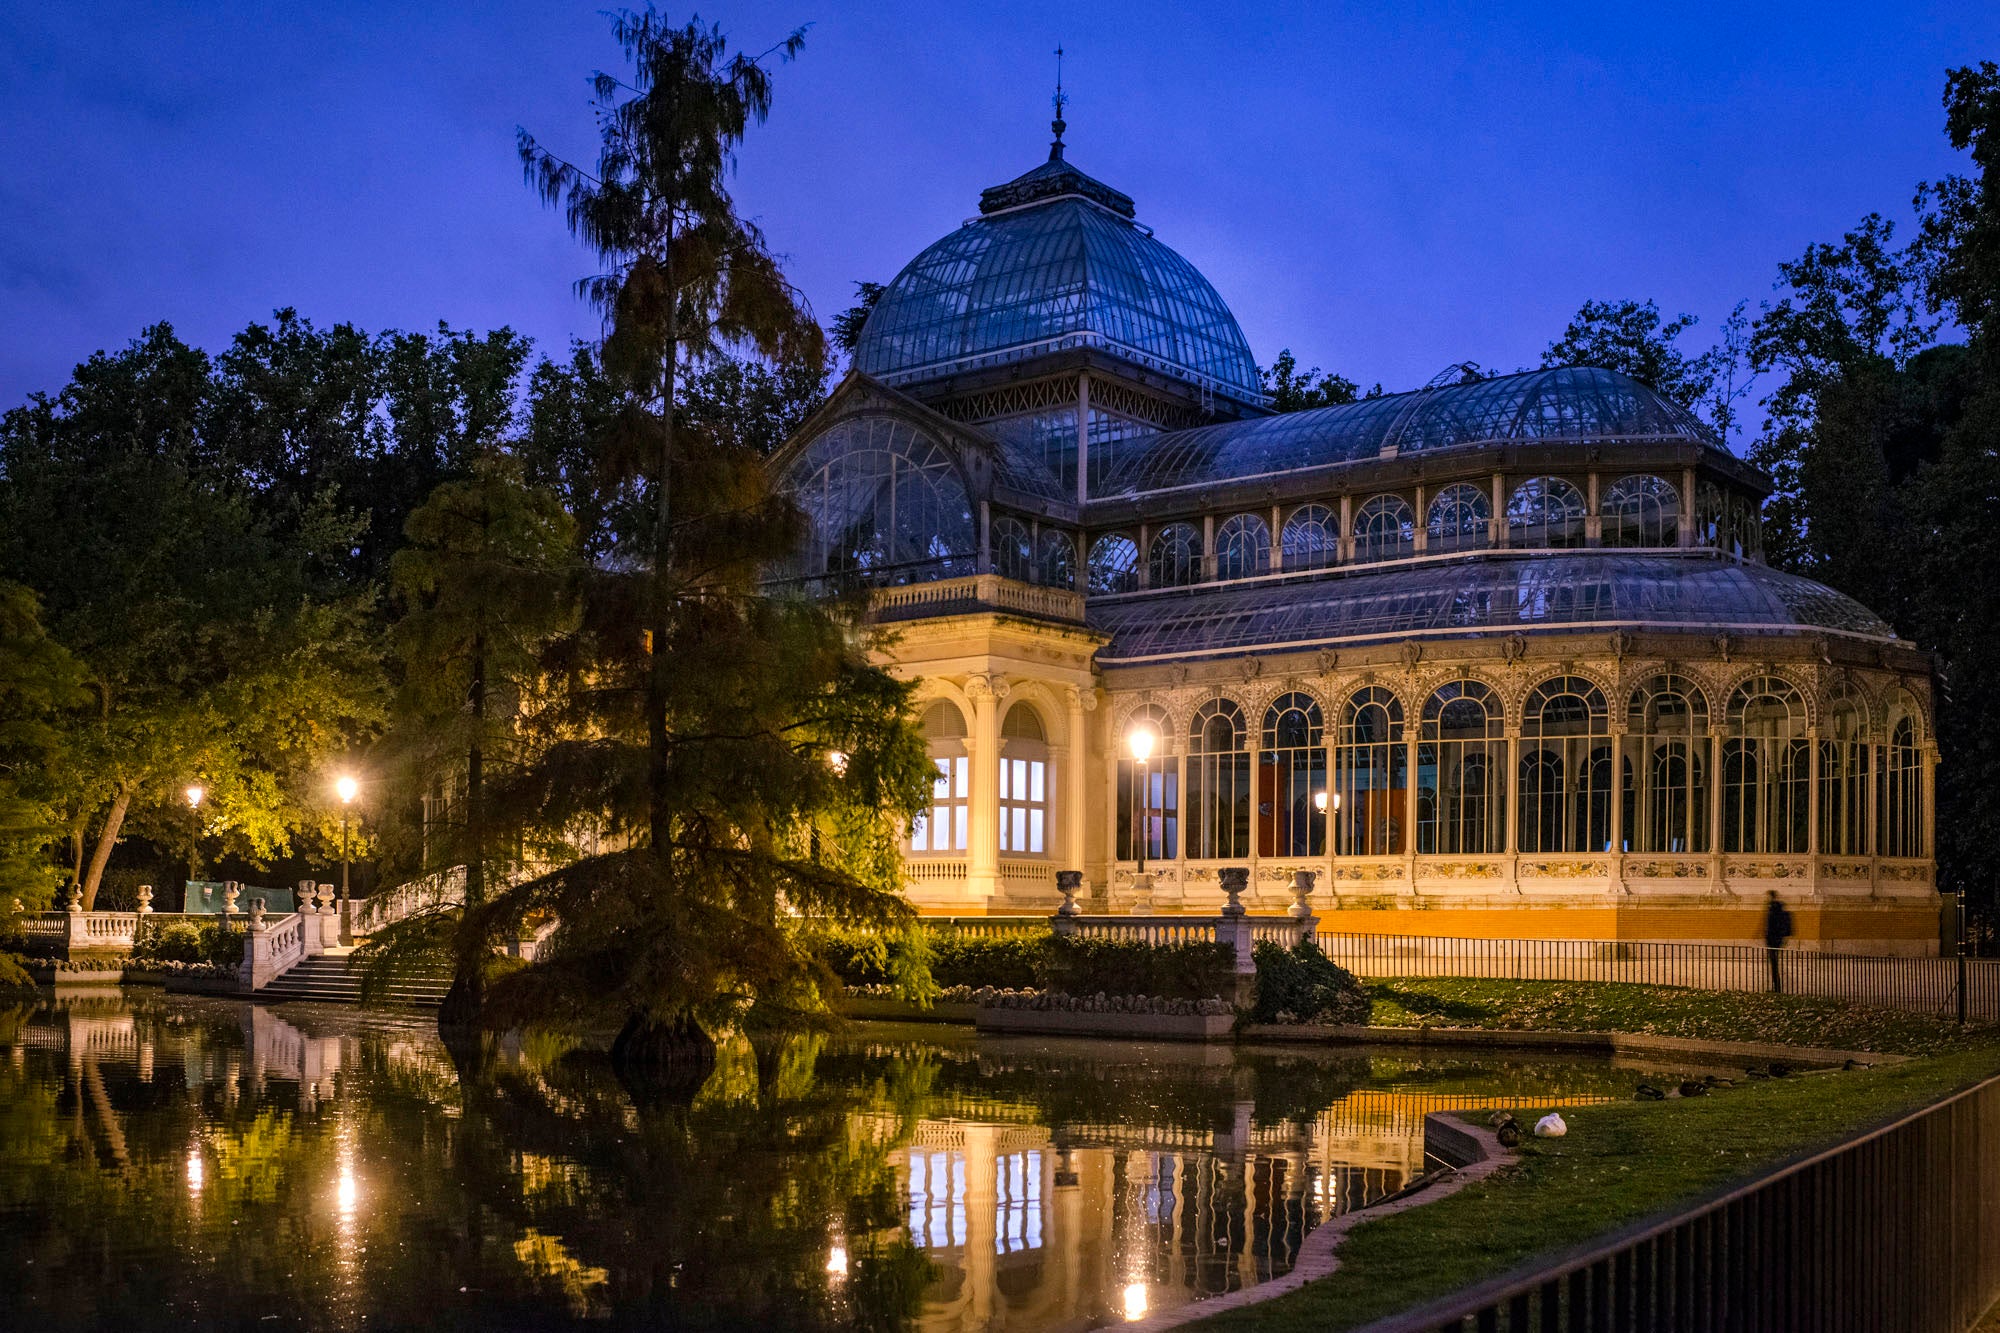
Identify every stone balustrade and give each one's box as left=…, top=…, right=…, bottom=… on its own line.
left=240, top=910, right=306, bottom=990
left=1048, top=868, right=1320, bottom=999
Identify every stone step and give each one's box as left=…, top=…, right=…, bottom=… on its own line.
left=252, top=954, right=449, bottom=1008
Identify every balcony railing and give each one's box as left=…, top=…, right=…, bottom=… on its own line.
left=871, top=575, right=1087, bottom=625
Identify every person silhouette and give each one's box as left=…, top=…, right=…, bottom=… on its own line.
left=1763, top=890, right=1794, bottom=994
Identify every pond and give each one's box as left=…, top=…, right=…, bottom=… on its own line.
left=0, top=993, right=1694, bottom=1331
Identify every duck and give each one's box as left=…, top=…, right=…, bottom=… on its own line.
left=1635, top=1084, right=1666, bottom=1101
left=1678, top=1080, right=1709, bottom=1098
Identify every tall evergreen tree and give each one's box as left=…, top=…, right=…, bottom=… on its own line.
left=500, top=10, right=931, bottom=1071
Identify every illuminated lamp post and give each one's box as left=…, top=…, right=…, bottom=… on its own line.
left=335, top=774, right=358, bottom=945
left=184, top=785, right=205, bottom=896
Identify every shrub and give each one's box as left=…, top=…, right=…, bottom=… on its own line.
left=202, top=922, right=244, bottom=969
left=1251, top=938, right=1370, bottom=1024
left=1036, top=935, right=1234, bottom=1001
left=927, top=932, right=1045, bottom=989
left=133, top=919, right=205, bottom=965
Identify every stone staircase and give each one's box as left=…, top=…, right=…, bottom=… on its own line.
left=252, top=950, right=451, bottom=1009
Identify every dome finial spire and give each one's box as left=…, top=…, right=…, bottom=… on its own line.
left=1049, top=44, right=1067, bottom=160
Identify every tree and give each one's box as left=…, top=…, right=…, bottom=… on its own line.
left=0, top=583, right=85, bottom=931
left=1259, top=349, right=1367, bottom=412
left=386, top=456, right=578, bottom=1024
left=1541, top=297, right=1753, bottom=437
left=828, top=280, right=886, bottom=358
left=0, top=323, right=383, bottom=906
left=502, top=10, right=932, bottom=1072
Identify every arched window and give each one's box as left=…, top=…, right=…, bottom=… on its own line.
left=1418, top=681, right=1504, bottom=854
left=911, top=700, right=969, bottom=854
left=1336, top=687, right=1407, bottom=855
left=1117, top=703, right=1177, bottom=862
left=1519, top=677, right=1610, bottom=853
left=999, top=703, right=1050, bottom=856
left=1215, top=513, right=1272, bottom=580
left=1727, top=493, right=1763, bottom=560
left=1426, top=483, right=1491, bottom=554
left=1186, top=699, right=1250, bottom=859
left=1036, top=530, right=1076, bottom=590
left=1258, top=692, right=1325, bottom=857
left=1148, top=523, right=1203, bottom=588
left=1818, top=695, right=1868, bottom=856
left=991, top=515, right=1033, bottom=581
left=1353, top=495, right=1415, bottom=563
left=785, top=416, right=976, bottom=584
left=1724, top=678, right=1809, bottom=854
left=1601, top=475, right=1680, bottom=547
left=1694, top=481, right=1726, bottom=549
left=1881, top=707, right=1926, bottom=859
left=1506, top=477, right=1588, bottom=549
left=1282, top=504, right=1340, bottom=570
left=1628, top=675, right=1709, bottom=854
left=1087, top=534, right=1139, bottom=595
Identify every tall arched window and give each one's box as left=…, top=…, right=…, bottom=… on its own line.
left=1519, top=677, right=1610, bottom=853
left=1881, top=709, right=1926, bottom=858
left=1817, top=695, right=1868, bottom=856
left=1148, top=523, right=1203, bottom=588
left=1353, top=495, right=1415, bottom=563
left=1215, top=513, right=1271, bottom=580
left=1117, top=703, right=1177, bottom=862
left=911, top=700, right=969, bottom=854
left=1258, top=692, right=1325, bottom=857
left=1282, top=504, right=1340, bottom=570
left=1336, top=687, right=1407, bottom=855
left=1694, top=481, right=1726, bottom=549
left=1628, top=675, right=1709, bottom=854
left=1187, top=699, right=1250, bottom=859
left=1724, top=678, right=1809, bottom=854
left=785, top=417, right=976, bottom=584
left=999, top=703, right=1050, bottom=856
left=1506, top=477, right=1589, bottom=549
left=1418, top=681, right=1504, bottom=854
left=1087, top=534, right=1139, bottom=595
left=1036, top=530, right=1076, bottom=589
left=1426, top=483, right=1491, bottom=554
left=1601, top=475, right=1680, bottom=547
left=991, top=515, right=1033, bottom=581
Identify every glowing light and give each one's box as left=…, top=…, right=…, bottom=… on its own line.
left=337, top=1167, right=358, bottom=1217
left=826, top=1244, right=848, bottom=1278
left=1122, top=1281, right=1149, bottom=1321
left=827, top=750, right=848, bottom=776
left=186, top=1146, right=204, bottom=1194
left=334, top=775, right=359, bottom=804
left=185, top=784, right=205, bottom=810
left=1313, top=790, right=1327, bottom=814
left=1127, top=727, right=1156, bottom=763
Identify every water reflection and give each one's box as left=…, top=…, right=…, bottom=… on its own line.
left=0, top=996, right=1670, bottom=1331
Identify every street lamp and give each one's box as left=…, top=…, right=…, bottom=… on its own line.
left=335, top=774, right=358, bottom=945
left=1127, top=726, right=1156, bottom=874
left=184, top=785, right=204, bottom=891
left=1313, top=789, right=1341, bottom=855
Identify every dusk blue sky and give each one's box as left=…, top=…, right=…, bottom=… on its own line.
left=4, top=2, right=1998, bottom=441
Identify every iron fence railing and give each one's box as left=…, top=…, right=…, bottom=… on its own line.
left=1317, top=932, right=2000, bottom=1024
left=1356, top=1071, right=2000, bottom=1333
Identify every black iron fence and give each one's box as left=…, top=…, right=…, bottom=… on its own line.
left=1317, top=932, right=2000, bottom=1025
left=1356, top=1071, right=2000, bottom=1332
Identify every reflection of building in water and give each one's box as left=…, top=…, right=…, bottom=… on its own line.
left=880, top=1087, right=1609, bottom=1331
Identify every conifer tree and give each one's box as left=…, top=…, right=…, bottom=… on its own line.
left=497, top=10, right=931, bottom=1073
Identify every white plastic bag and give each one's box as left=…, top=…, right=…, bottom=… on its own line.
left=1534, top=1112, right=1568, bottom=1138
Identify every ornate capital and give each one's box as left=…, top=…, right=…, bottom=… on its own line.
left=1064, top=682, right=1099, bottom=713
left=964, top=672, right=1010, bottom=703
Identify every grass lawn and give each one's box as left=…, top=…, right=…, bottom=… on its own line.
left=1367, top=976, right=1992, bottom=1056
left=1193, top=985, right=2000, bottom=1332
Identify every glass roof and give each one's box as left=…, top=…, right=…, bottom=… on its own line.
left=853, top=152, right=1262, bottom=403
left=1087, top=552, right=1894, bottom=662
left=1095, top=366, right=1719, bottom=498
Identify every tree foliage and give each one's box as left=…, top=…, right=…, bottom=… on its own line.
left=1542, top=297, right=1753, bottom=440
left=1260, top=349, right=1372, bottom=412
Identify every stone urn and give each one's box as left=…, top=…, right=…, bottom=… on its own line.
left=1290, top=869, right=1316, bottom=919
left=1220, top=866, right=1248, bottom=918
left=136, top=884, right=154, bottom=914
left=1055, top=870, right=1083, bottom=918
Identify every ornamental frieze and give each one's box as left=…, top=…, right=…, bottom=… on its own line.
left=1624, top=859, right=1709, bottom=879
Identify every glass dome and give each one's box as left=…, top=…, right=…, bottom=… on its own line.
left=852, top=151, right=1262, bottom=404
left=1098, top=366, right=1719, bottom=497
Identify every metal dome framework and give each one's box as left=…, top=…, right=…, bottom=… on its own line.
left=853, top=153, right=1263, bottom=407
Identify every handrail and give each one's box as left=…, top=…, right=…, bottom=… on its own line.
left=1355, top=1069, right=2000, bottom=1331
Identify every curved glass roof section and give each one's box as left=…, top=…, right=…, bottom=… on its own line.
left=853, top=152, right=1262, bottom=403
left=1088, top=553, right=1893, bottom=662
left=1098, top=366, right=1719, bottom=497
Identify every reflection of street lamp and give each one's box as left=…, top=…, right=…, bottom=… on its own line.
left=335, top=775, right=358, bottom=945
left=184, top=785, right=205, bottom=887
left=1127, top=727, right=1156, bottom=874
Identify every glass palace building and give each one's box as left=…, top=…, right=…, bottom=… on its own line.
left=775, top=137, right=1939, bottom=952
